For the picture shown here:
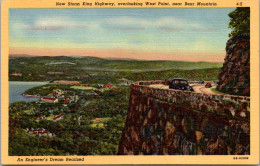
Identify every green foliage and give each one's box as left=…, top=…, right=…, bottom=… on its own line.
left=117, top=68, right=221, bottom=82
left=9, top=56, right=222, bottom=82
left=228, top=7, right=250, bottom=37
left=24, top=84, right=72, bottom=96
left=9, top=86, right=129, bottom=156
left=9, top=56, right=223, bottom=155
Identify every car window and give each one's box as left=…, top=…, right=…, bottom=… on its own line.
left=174, top=80, right=179, bottom=84
left=180, top=81, right=187, bottom=84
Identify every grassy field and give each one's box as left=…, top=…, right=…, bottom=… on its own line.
left=100, top=88, right=115, bottom=92
left=24, top=109, right=33, bottom=115
left=90, top=117, right=112, bottom=128
left=71, top=86, right=97, bottom=90
left=46, top=114, right=56, bottom=120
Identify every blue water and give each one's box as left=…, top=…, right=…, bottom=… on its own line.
left=9, top=81, right=49, bottom=104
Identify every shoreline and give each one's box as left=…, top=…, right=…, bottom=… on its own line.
left=21, top=94, right=41, bottom=98
left=9, top=81, right=49, bottom=83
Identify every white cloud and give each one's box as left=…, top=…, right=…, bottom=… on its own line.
left=27, top=17, right=99, bottom=31
left=102, top=16, right=151, bottom=30
left=154, top=17, right=185, bottom=26
left=189, top=23, right=217, bottom=32
left=25, top=16, right=216, bottom=32
left=105, top=16, right=150, bottom=26
left=35, top=17, right=71, bottom=27
left=101, top=16, right=214, bottom=32
left=154, top=17, right=186, bottom=31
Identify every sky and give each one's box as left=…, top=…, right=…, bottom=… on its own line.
left=9, top=8, right=235, bottom=62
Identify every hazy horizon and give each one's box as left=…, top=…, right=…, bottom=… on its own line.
left=9, top=54, right=224, bottom=63
left=9, top=8, right=235, bottom=62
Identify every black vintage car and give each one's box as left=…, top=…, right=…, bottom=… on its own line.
left=169, top=78, right=194, bottom=91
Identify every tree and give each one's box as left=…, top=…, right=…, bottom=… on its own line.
left=228, top=7, right=250, bottom=37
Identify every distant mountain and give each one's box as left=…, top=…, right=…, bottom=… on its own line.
left=104, top=57, right=138, bottom=61
left=9, top=54, right=37, bottom=57
left=9, top=54, right=221, bottom=64
left=9, top=54, right=104, bottom=59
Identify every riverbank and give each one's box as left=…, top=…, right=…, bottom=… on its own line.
left=9, top=81, right=49, bottom=104
left=21, top=94, right=41, bottom=98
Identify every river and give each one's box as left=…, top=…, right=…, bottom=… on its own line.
left=9, top=81, right=49, bottom=104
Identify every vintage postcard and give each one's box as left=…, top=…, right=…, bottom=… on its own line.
left=1, top=0, right=259, bottom=164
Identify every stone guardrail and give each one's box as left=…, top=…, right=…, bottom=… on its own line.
left=132, top=80, right=250, bottom=121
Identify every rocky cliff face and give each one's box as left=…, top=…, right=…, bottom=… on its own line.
left=217, top=35, right=250, bottom=96
left=118, top=84, right=250, bottom=155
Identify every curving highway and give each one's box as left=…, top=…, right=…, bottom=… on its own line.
left=149, top=83, right=218, bottom=95
left=191, top=85, right=217, bottom=95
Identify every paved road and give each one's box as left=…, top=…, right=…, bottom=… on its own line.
left=192, top=85, right=217, bottom=95
left=149, top=84, right=218, bottom=95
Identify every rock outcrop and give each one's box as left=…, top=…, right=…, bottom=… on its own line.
left=118, top=81, right=250, bottom=155
left=217, top=35, right=250, bottom=96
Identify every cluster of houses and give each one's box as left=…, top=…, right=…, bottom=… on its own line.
left=75, top=83, right=91, bottom=87
left=102, top=83, right=115, bottom=88
left=97, top=83, right=115, bottom=88
left=26, top=128, right=55, bottom=137
left=40, top=89, right=78, bottom=104
left=74, top=83, right=116, bottom=88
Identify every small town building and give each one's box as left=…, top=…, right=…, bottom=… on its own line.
left=33, top=116, right=46, bottom=120
left=53, top=114, right=63, bottom=122
left=103, top=83, right=115, bottom=88
left=41, top=97, right=58, bottom=103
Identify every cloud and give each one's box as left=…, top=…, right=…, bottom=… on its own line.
left=102, top=16, right=186, bottom=31
left=158, top=27, right=182, bottom=32
left=26, top=17, right=98, bottom=31
left=189, top=23, right=217, bottom=32
left=100, top=16, right=198, bottom=32
left=155, top=17, right=185, bottom=25
left=191, top=27, right=217, bottom=32
left=25, top=16, right=216, bottom=33
left=101, top=16, right=214, bottom=32
left=154, top=17, right=185, bottom=32
left=102, top=16, right=150, bottom=30
left=27, top=26, right=65, bottom=31
left=108, top=26, right=145, bottom=31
